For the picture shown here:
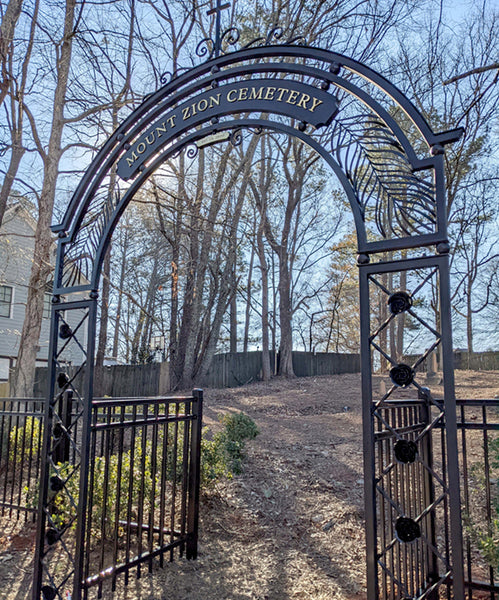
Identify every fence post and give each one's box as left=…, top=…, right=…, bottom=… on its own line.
left=187, top=388, right=203, bottom=559
left=419, top=387, right=439, bottom=599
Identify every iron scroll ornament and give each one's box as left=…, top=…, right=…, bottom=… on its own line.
left=117, top=79, right=339, bottom=180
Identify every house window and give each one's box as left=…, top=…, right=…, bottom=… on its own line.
left=0, top=285, right=13, bottom=318
left=43, top=292, right=52, bottom=319
left=0, top=358, right=9, bottom=381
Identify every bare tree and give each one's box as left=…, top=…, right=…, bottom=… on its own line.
left=0, top=0, right=38, bottom=228
left=452, top=188, right=499, bottom=353
left=11, top=0, right=78, bottom=397
left=0, top=0, right=24, bottom=107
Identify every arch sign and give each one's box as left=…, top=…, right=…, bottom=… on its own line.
left=118, top=79, right=338, bottom=180
left=33, top=32, right=466, bottom=600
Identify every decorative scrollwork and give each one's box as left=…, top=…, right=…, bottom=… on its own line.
left=159, top=67, right=190, bottom=86
left=330, top=112, right=437, bottom=239
left=196, top=27, right=241, bottom=60
left=286, top=35, right=307, bottom=46
left=196, top=37, right=215, bottom=60
left=186, top=144, right=199, bottom=159
left=229, top=129, right=243, bottom=147
left=243, top=28, right=309, bottom=51
left=194, top=25, right=308, bottom=61
left=221, top=27, right=240, bottom=51
left=265, top=26, right=284, bottom=44
left=249, top=125, right=263, bottom=135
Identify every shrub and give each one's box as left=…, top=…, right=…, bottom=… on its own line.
left=215, top=412, right=259, bottom=476
left=8, top=416, right=43, bottom=463
left=19, top=410, right=259, bottom=540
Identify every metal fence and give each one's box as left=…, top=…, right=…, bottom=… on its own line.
left=374, top=395, right=445, bottom=600
left=375, top=395, right=499, bottom=599
left=456, top=398, right=499, bottom=599
left=0, top=392, right=202, bottom=599
left=0, top=397, right=44, bottom=519
left=78, top=393, right=203, bottom=598
left=2, top=393, right=499, bottom=597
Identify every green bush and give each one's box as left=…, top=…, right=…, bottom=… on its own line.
left=8, top=416, right=43, bottom=463
left=19, top=410, right=259, bottom=540
left=52, top=442, right=156, bottom=539
left=215, top=412, right=259, bottom=476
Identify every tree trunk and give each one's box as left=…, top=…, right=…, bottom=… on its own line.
left=229, top=262, right=238, bottom=353
left=467, top=279, right=473, bottom=354
left=0, top=127, right=25, bottom=228
left=243, top=245, right=254, bottom=353
left=257, top=228, right=271, bottom=381
left=396, top=267, right=407, bottom=361
left=388, top=273, right=397, bottom=361
left=0, top=0, right=38, bottom=227
left=277, top=257, right=294, bottom=376
left=0, top=0, right=24, bottom=107
left=112, top=226, right=129, bottom=359
left=194, top=138, right=259, bottom=384
left=379, top=271, right=388, bottom=372
left=11, top=0, right=75, bottom=397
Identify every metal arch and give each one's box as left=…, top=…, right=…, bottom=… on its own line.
left=88, top=119, right=368, bottom=291
left=49, top=48, right=460, bottom=295
left=52, top=44, right=463, bottom=240
left=35, top=42, right=468, bottom=600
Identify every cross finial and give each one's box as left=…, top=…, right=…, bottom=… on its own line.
left=207, top=0, right=231, bottom=58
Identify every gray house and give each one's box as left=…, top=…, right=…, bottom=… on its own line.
left=0, top=199, right=86, bottom=382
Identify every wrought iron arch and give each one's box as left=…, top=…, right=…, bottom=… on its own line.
left=34, top=42, right=466, bottom=600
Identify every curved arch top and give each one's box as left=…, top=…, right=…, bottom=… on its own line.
left=52, top=43, right=464, bottom=294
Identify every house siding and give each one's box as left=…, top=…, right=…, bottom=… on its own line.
left=0, top=203, right=86, bottom=379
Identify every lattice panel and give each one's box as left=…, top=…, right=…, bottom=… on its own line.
left=35, top=301, right=92, bottom=600
left=363, top=261, right=459, bottom=600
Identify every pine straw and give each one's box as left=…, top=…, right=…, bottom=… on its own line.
left=1, top=371, right=498, bottom=600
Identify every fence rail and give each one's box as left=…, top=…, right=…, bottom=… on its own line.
left=0, top=392, right=203, bottom=599
left=0, top=397, right=44, bottom=518
left=80, top=391, right=203, bottom=598
left=2, top=393, right=499, bottom=597
left=455, top=398, right=499, bottom=599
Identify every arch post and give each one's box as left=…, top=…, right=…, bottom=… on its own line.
left=32, top=291, right=98, bottom=600
left=359, top=252, right=464, bottom=599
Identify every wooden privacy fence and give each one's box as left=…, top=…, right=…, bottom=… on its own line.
left=201, top=351, right=360, bottom=388
left=31, top=351, right=360, bottom=397
left=405, top=350, right=499, bottom=373
left=33, top=362, right=170, bottom=398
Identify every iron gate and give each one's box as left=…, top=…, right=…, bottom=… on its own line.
left=29, top=24, right=470, bottom=599
left=31, top=368, right=202, bottom=600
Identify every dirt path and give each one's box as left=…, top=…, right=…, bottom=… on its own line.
left=2, top=371, right=499, bottom=600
